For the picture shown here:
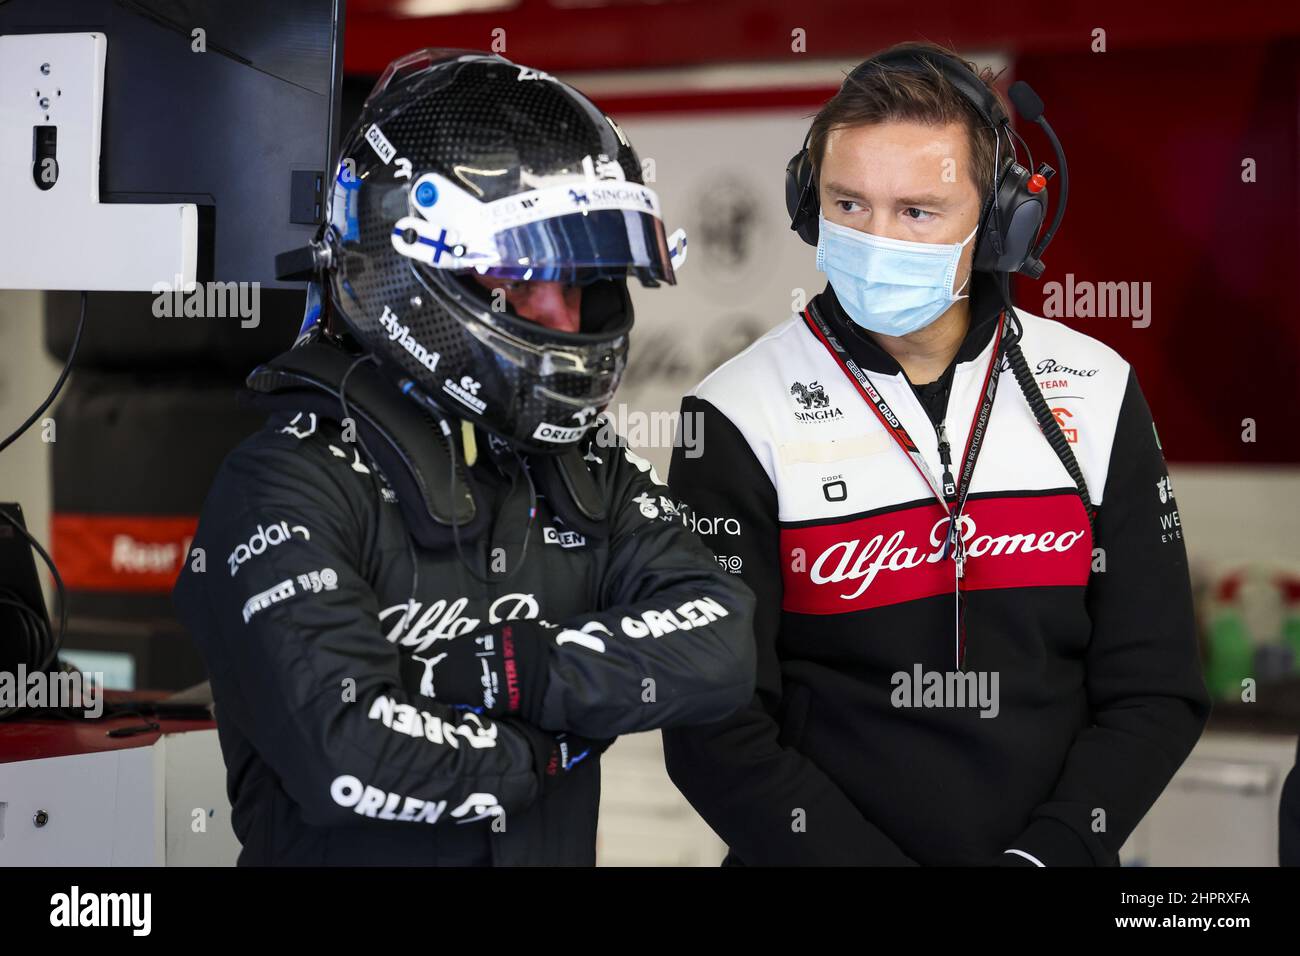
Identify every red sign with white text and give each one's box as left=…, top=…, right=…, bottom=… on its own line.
left=781, top=493, right=1091, bottom=615
left=52, top=514, right=198, bottom=592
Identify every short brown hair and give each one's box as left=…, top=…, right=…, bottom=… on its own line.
left=808, top=41, right=1008, bottom=199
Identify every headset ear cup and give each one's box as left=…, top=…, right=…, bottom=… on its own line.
left=783, top=150, right=805, bottom=223
left=784, top=149, right=821, bottom=247
left=974, top=163, right=1046, bottom=274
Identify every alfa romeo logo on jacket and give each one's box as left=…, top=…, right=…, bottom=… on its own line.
left=780, top=494, right=1091, bottom=613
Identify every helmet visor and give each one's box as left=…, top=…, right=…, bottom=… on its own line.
left=472, top=208, right=675, bottom=285
left=393, top=174, right=685, bottom=287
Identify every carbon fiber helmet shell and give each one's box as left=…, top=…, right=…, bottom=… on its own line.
left=322, top=49, right=677, bottom=454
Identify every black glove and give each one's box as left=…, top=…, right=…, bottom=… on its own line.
left=399, top=620, right=550, bottom=722
left=501, top=718, right=615, bottom=795
left=533, top=729, right=613, bottom=795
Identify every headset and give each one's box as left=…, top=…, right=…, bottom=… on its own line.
left=785, top=48, right=1095, bottom=527
left=784, top=48, right=1066, bottom=279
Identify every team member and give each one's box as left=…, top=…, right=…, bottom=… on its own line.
left=173, top=50, right=755, bottom=866
left=663, top=42, right=1209, bottom=865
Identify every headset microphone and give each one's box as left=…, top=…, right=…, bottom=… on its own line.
left=1007, top=80, right=1043, bottom=121
left=1007, top=80, right=1068, bottom=279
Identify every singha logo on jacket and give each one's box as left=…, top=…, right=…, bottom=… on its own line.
left=789, top=380, right=844, bottom=422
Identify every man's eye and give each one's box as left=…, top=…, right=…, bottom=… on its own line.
left=903, top=207, right=933, bottom=221
left=836, top=200, right=861, bottom=213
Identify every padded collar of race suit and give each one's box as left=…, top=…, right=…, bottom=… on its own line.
left=243, top=338, right=609, bottom=551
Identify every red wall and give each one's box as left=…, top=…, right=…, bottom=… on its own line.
left=1015, top=40, right=1300, bottom=463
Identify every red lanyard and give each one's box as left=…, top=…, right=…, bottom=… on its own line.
left=802, top=302, right=1007, bottom=668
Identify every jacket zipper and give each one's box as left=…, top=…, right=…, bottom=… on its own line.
left=936, top=421, right=956, bottom=501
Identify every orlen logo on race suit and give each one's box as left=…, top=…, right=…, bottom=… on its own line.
left=621, top=596, right=729, bottom=638
left=329, top=775, right=502, bottom=826
left=780, top=494, right=1091, bottom=614
left=532, top=406, right=599, bottom=444
left=331, top=774, right=448, bottom=824
left=227, top=521, right=311, bottom=576
left=542, top=526, right=587, bottom=548
left=533, top=421, right=585, bottom=444
left=367, top=694, right=498, bottom=750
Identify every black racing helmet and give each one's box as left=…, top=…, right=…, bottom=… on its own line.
left=321, top=49, right=686, bottom=454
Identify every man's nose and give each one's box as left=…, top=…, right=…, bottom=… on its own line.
left=514, top=281, right=581, bottom=333
left=863, top=221, right=906, bottom=242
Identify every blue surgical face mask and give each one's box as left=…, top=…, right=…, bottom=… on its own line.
left=815, top=213, right=978, bottom=336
